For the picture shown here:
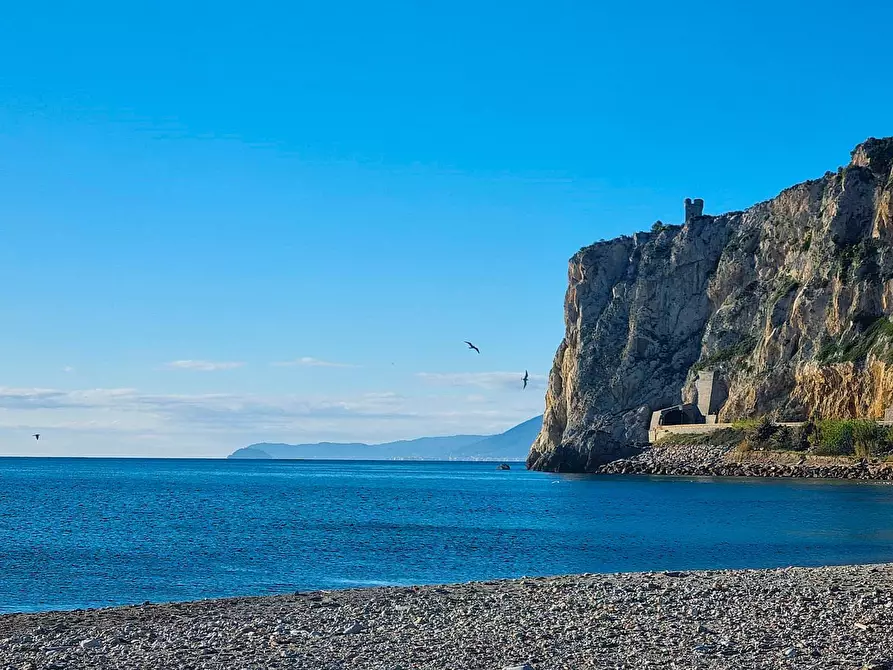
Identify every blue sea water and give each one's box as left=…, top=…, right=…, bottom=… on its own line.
left=3, top=458, right=893, bottom=613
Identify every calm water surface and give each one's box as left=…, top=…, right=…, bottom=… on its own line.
left=2, top=457, right=893, bottom=612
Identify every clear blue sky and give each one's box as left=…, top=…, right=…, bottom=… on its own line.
left=0, top=0, right=890, bottom=456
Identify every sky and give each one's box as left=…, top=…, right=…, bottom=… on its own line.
left=0, top=0, right=891, bottom=457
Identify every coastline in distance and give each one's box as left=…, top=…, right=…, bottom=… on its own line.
left=228, top=415, right=543, bottom=462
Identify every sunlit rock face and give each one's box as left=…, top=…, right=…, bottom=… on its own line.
left=528, top=138, right=893, bottom=472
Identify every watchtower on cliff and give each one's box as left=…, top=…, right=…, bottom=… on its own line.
left=684, top=198, right=704, bottom=223
left=695, top=369, right=725, bottom=423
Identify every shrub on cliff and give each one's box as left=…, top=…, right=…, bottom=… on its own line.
left=743, top=416, right=777, bottom=450
left=810, top=419, right=891, bottom=457
left=788, top=421, right=814, bottom=452
left=853, top=420, right=889, bottom=458
left=736, top=417, right=809, bottom=452
left=768, top=425, right=794, bottom=452
left=812, top=419, right=855, bottom=455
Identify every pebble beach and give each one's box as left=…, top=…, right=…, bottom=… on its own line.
left=3, top=564, right=893, bottom=670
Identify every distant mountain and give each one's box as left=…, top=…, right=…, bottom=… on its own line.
left=452, top=415, right=543, bottom=459
left=228, top=435, right=486, bottom=461
left=227, top=415, right=543, bottom=461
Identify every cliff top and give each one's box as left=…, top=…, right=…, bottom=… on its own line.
left=850, top=136, right=893, bottom=178
left=580, top=136, right=893, bottom=257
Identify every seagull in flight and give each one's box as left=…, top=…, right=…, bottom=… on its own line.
left=522, top=370, right=529, bottom=389
left=33, top=434, right=40, bottom=441
left=464, top=341, right=480, bottom=354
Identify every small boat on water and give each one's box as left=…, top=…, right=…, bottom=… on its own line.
left=496, top=463, right=511, bottom=470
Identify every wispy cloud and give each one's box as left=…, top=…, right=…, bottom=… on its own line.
left=62, top=366, right=75, bottom=373
left=417, top=371, right=546, bottom=391
left=272, top=357, right=357, bottom=368
left=164, top=360, right=245, bottom=371
left=0, top=385, right=542, bottom=457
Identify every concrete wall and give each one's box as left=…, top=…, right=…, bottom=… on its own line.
left=695, top=370, right=717, bottom=417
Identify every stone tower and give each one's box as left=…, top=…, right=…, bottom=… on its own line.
left=684, top=198, right=704, bottom=223
left=695, top=369, right=723, bottom=422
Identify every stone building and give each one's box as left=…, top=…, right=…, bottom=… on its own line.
left=684, top=197, right=704, bottom=223
left=649, top=369, right=725, bottom=432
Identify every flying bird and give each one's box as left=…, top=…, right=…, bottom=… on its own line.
left=522, top=370, right=529, bottom=389
left=464, top=341, right=480, bottom=354
left=33, top=434, right=40, bottom=441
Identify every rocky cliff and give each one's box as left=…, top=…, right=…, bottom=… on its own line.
left=527, top=137, right=893, bottom=472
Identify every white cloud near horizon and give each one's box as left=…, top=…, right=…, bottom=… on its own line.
left=0, top=385, right=542, bottom=458
left=272, top=357, right=357, bottom=368
left=417, top=371, right=546, bottom=391
left=164, top=360, right=245, bottom=371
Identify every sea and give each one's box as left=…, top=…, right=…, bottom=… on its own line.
left=3, top=457, right=893, bottom=613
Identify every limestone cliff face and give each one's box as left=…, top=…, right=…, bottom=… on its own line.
left=527, top=137, right=893, bottom=472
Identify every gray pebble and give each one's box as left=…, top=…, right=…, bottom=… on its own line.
left=2, top=565, right=893, bottom=668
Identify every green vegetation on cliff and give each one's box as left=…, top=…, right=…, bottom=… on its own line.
left=817, top=317, right=893, bottom=364
left=692, top=337, right=757, bottom=373
left=811, top=419, right=893, bottom=458
left=528, top=137, right=893, bottom=473
left=658, top=417, right=893, bottom=460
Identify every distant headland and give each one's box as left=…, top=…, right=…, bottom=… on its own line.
left=228, top=415, right=542, bottom=461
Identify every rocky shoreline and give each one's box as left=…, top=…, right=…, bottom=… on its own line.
left=596, top=443, right=893, bottom=481
left=3, top=564, right=893, bottom=669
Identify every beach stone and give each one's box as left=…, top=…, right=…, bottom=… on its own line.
left=342, top=622, right=363, bottom=635
left=5, top=564, right=893, bottom=669
left=78, top=638, right=102, bottom=650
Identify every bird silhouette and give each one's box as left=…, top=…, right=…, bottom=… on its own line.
left=522, top=370, right=529, bottom=389
left=33, top=434, right=40, bottom=441
left=464, top=341, right=480, bottom=354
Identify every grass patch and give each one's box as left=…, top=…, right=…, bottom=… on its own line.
left=657, top=428, right=745, bottom=446
left=735, top=440, right=752, bottom=453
